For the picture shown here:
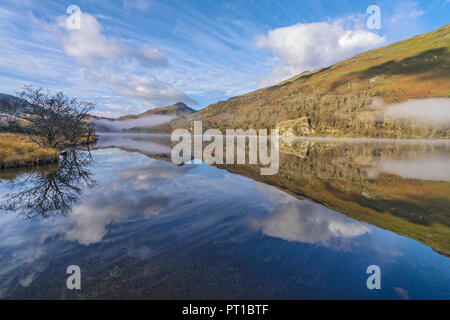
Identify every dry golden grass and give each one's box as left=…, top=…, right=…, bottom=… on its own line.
left=0, top=133, right=59, bottom=168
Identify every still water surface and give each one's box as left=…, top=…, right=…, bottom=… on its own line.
left=0, top=134, right=449, bottom=299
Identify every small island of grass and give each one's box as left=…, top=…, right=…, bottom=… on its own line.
left=0, top=133, right=59, bottom=169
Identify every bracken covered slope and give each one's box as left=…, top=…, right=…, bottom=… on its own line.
left=191, top=24, right=450, bottom=138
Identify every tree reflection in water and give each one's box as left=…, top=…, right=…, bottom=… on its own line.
left=0, top=150, right=95, bottom=219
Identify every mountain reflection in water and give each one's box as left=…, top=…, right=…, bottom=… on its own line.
left=0, top=134, right=448, bottom=299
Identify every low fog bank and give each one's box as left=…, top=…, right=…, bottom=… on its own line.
left=381, top=98, right=450, bottom=123
left=94, top=115, right=175, bottom=132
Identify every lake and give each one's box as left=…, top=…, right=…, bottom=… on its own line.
left=0, top=133, right=449, bottom=299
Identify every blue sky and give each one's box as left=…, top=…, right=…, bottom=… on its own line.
left=0, top=0, right=448, bottom=117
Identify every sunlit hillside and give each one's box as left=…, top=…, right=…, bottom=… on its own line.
left=192, top=24, right=450, bottom=138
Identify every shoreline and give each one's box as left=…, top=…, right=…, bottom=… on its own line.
left=0, top=132, right=97, bottom=170
left=98, top=131, right=450, bottom=142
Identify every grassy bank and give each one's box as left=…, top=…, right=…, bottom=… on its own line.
left=0, top=133, right=59, bottom=169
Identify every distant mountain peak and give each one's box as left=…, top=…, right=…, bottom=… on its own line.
left=174, top=102, right=188, bottom=108
left=113, top=102, right=196, bottom=121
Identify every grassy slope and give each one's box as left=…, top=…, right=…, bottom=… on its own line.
left=193, top=24, right=450, bottom=138
left=119, top=103, right=197, bottom=133
left=0, top=133, right=59, bottom=168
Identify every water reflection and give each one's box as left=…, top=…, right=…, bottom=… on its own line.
left=58, top=162, right=195, bottom=245
left=92, top=134, right=450, bottom=256
left=280, top=137, right=450, bottom=181
left=96, top=133, right=173, bottom=161
left=365, top=157, right=450, bottom=181
left=0, top=135, right=449, bottom=299
left=219, top=137, right=450, bottom=256
left=253, top=184, right=370, bottom=247
left=88, top=134, right=450, bottom=256
left=0, top=151, right=95, bottom=219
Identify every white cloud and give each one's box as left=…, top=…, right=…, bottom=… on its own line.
left=390, top=2, right=425, bottom=23
left=105, top=73, right=197, bottom=106
left=56, top=11, right=195, bottom=114
left=135, top=45, right=167, bottom=68
left=58, top=12, right=166, bottom=67
left=122, top=0, right=152, bottom=12
left=256, top=19, right=385, bottom=86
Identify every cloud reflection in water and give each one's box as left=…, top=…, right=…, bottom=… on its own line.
left=254, top=183, right=370, bottom=246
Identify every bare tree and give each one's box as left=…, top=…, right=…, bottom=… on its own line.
left=0, top=150, right=95, bottom=219
left=17, top=85, right=95, bottom=148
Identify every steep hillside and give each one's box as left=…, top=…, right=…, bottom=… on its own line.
left=0, top=94, right=32, bottom=132
left=192, top=24, right=450, bottom=139
left=0, top=93, right=28, bottom=118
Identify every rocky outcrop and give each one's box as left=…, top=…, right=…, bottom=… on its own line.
left=275, top=117, right=315, bottom=137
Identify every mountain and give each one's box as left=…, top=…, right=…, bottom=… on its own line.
left=188, top=24, right=450, bottom=139
left=92, top=102, right=196, bottom=133
left=3, top=25, right=449, bottom=138
left=118, top=102, right=196, bottom=120
left=0, top=93, right=28, bottom=115
left=0, top=94, right=31, bottom=128
left=0, top=92, right=196, bottom=133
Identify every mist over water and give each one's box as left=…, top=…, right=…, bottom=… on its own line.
left=94, top=115, right=175, bottom=131
left=383, top=98, right=450, bottom=123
